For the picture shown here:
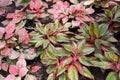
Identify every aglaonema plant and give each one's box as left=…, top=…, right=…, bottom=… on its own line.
left=30, top=20, right=96, bottom=80
left=97, top=6, right=120, bottom=32
left=76, top=23, right=120, bottom=80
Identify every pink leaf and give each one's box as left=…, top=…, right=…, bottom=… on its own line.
left=117, top=63, right=120, bottom=70
left=86, top=8, right=94, bottom=14
left=17, top=28, right=30, bottom=44
left=69, top=5, right=76, bottom=14
left=62, top=16, right=68, bottom=24
left=5, top=33, right=13, bottom=39
left=29, top=1, right=34, bottom=10
left=2, top=63, right=8, bottom=71
left=11, top=17, right=21, bottom=24
left=19, top=67, right=28, bottom=77
left=1, top=47, right=11, bottom=56
left=3, top=74, right=16, bottom=80
left=6, top=13, right=15, bottom=18
left=31, top=66, right=41, bottom=73
left=63, top=1, right=69, bottom=8
left=9, top=65, right=19, bottom=75
left=6, top=24, right=15, bottom=33
left=0, top=0, right=10, bottom=6
left=17, top=28, right=26, bottom=36
left=0, top=27, right=5, bottom=39
left=35, top=0, right=42, bottom=9
left=9, top=49, right=20, bottom=59
left=72, top=20, right=80, bottom=27
left=0, top=41, right=6, bottom=49
left=0, top=8, right=5, bottom=15
left=23, top=35, right=30, bottom=44
left=16, top=59, right=26, bottom=68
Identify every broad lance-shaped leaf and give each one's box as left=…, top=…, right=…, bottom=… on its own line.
left=99, top=24, right=108, bottom=36
left=57, top=49, right=70, bottom=56
left=81, top=47, right=95, bottom=55
left=74, top=62, right=94, bottom=79
left=105, top=52, right=118, bottom=62
left=68, top=65, right=78, bottom=80
left=106, top=72, right=117, bottom=80
left=89, top=24, right=94, bottom=36
left=46, top=65, right=56, bottom=74
left=78, top=56, right=91, bottom=66
left=94, top=23, right=100, bottom=38
left=35, top=40, right=43, bottom=47
left=95, top=39, right=101, bottom=49
left=57, top=65, right=67, bottom=76
left=77, top=40, right=86, bottom=52
left=59, top=74, right=68, bottom=80
left=92, top=61, right=113, bottom=69
left=47, top=73, right=54, bottom=80
left=57, top=57, right=72, bottom=76
left=6, top=24, right=15, bottom=33
left=47, top=44, right=57, bottom=59
left=62, top=44, right=74, bottom=52
left=43, top=40, right=49, bottom=48
left=56, top=33, right=69, bottom=42
left=47, top=51, right=57, bottom=59
left=82, top=67, right=94, bottom=79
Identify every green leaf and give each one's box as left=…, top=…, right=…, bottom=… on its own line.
left=95, top=39, right=101, bottom=49
left=48, top=44, right=57, bottom=54
left=105, top=52, right=118, bottom=62
left=98, top=17, right=107, bottom=22
left=43, top=40, right=49, bottom=48
left=57, top=49, right=70, bottom=56
left=82, top=67, right=94, bottom=79
left=35, top=40, right=43, bottom=47
left=99, top=24, right=108, bottom=36
left=107, top=37, right=117, bottom=42
left=62, top=44, right=74, bottom=52
left=47, top=51, right=57, bottom=59
left=36, top=23, right=45, bottom=34
left=56, top=33, right=69, bottom=42
left=94, top=53, right=105, bottom=61
left=104, top=9, right=113, bottom=18
left=101, top=40, right=113, bottom=46
left=89, top=24, right=94, bottom=36
left=47, top=73, right=54, bottom=80
left=22, top=0, right=30, bottom=3
left=62, top=57, right=72, bottom=67
left=77, top=40, right=86, bottom=53
left=64, top=22, right=71, bottom=30
left=57, top=65, right=67, bottom=76
left=94, top=23, right=100, bottom=38
left=68, top=65, right=78, bottom=80
left=106, top=72, right=117, bottom=80
left=59, top=74, right=68, bottom=80
left=114, top=9, right=120, bottom=19
left=52, top=24, right=58, bottom=33
left=93, top=61, right=113, bottom=69
left=49, top=36, right=57, bottom=44
left=78, top=56, right=91, bottom=66
left=81, top=47, right=95, bottom=55
left=57, top=57, right=72, bottom=76
left=46, top=65, right=56, bottom=74
left=41, top=58, right=57, bottom=65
